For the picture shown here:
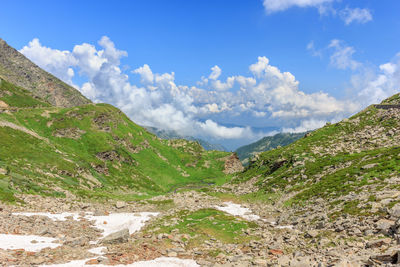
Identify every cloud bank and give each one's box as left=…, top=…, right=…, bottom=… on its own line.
left=20, top=36, right=394, bottom=147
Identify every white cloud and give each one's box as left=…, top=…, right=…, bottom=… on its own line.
left=133, top=64, right=154, bottom=85
left=21, top=36, right=371, bottom=146
left=339, top=7, right=372, bottom=25
left=263, top=0, right=334, bottom=13
left=209, top=65, right=222, bottom=80
left=307, top=41, right=322, bottom=58
left=352, top=53, right=400, bottom=106
left=328, top=39, right=361, bottom=70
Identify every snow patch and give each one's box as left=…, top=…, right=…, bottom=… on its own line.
left=0, top=234, right=61, bottom=252
left=85, top=212, right=159, bottom=237
left=12, top=212, right=159, bottom=237
left=215, top=202, right=260, bottom=221
left=88, top=246, right=106, bottom=255
left=13, top=212, right=81, bottom=221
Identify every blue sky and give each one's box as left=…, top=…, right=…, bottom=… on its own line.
left=1, top=0, right=400, bottom=150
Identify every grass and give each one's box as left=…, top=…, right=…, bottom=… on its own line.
left=0, top=79, right=233, bottom=202
left=143, top=208, right=259, bottom=247
left=235, top=97, right=400, bottom=214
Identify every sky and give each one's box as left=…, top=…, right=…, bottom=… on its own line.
left=1, top=0, right=400, bottom=150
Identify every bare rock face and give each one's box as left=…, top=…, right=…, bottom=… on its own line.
left=223, top=153, right=244, bottom=174
left=0, top=38, right=90, bottom=107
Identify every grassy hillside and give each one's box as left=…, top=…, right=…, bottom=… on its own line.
left=0, top=78, right=232, bottom=203
left=235, top=132, right=305, bottom=165
left=235, top=95, right=400, bottom=215
left=145, top=126, right=227, bottom=151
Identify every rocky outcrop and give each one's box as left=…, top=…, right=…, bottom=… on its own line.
left=222, top=153, right=244, bottom=174
left=0, top=38, right=90, bottom=107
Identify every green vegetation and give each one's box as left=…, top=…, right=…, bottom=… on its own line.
left=0, top=78, right=51, bottom=108
left=143, top=208, right=258, bottom=247
left=0, top=79, right=232, bottom=202
left=236, top=98, right=400, bottom=214
left=235, top=132, right=305, bottom=165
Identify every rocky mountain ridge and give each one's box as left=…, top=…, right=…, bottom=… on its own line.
left=235, top=132, right=305, bottom=165
left=0, top=38, right=90, bottom=107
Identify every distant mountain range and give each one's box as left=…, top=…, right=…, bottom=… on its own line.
left=235, top=132, right=305, bottom=165
left=144, top=126, right=227, bottom=151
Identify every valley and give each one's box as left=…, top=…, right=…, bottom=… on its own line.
left=0, top=38, right=400, bottom=267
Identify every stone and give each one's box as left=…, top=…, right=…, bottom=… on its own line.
left=100, top=228, right=129, bottom=244
left=390, top=203, right=400, bottom=217
left=253, top=259, right=267, bottom=265
left=115, top=201, right=126, bottom=209
left=167, top=251, right=178, bottom=257
left=366, top=238, right=391, bottom=248
left=334, top=260, right=361, bottom=267
left=376, top=219, right=395, bottom=235
left=362, top=163, right=378, bottom=170
left=305, top=230, right=319, bottom=238
left=31, top=257, right=46, bottom=265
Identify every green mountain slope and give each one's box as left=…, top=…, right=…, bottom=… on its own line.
left=0, top=38, right=90, bottom=107
left=145, top=126, right=227, bottom=151
left=235, top=96, right=400, bottom=215
left=0, top=78, right=234, bottom=202
left=235, top=132, right=305, bottom=165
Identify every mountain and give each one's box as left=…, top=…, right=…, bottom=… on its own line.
left=144, top=126, right=227, bottom=151
left=0, top=41, right=239, bottom=203
left=235, top=132, right=305, bottom=165
left=232, top=97, right=400, bottom=224
left=0, top=38, right=90, bottom=107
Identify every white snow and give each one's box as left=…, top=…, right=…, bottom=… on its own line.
left=275, top=225, right=294, bottom=230
left=6, top=211, right=158, bottom=253
left=40, top=257, right=199, bottom=267
left=0, top=234, right=61, bottom=252
left=88, top=246, right=106, bottom=255
left=85, top=212, right=159, bottom=237
left=12, top=212, right=159, bottom=237
left=215, top=202, right=260, bottom=221
left=13, top=212, right=82, bottom=221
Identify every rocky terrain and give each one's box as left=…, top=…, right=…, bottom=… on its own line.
left=1, top=39, right=400, bottom=266
left=2, top=183, right=400, bottom=266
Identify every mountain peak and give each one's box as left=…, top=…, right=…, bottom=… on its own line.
left=0, top=38, right=90, bottom=107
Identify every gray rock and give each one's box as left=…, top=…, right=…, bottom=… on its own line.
left=115, top=201, right=126, bottom=209
left=376, top=219, right=395, bottom=235
left=390, top=203, right=400, bottom=217
left=362, top=163, right=378, bottom=170
left=366, top=238, right=391, bottom=248
left=100, top=228, right=129, bottom=244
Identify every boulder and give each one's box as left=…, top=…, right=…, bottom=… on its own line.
left=376, top=219, right=395, bottom=235
left=100, top=228, right=129, bottom=244
left=390, top=203, right=400, bottom=218
left=115, top=201, right=126, bottom=209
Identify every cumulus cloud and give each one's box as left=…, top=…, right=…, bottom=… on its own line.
left=20, top=36, right=367, bottom=146
left=262, top=0, right=334, bottom=13
left=209, top=65, right=222, bottom=80
left=328, top=40, right=361, bottom=70
left=352, top=53, right=400, bottom=106
left=340, top=7, right=372, bottom=25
